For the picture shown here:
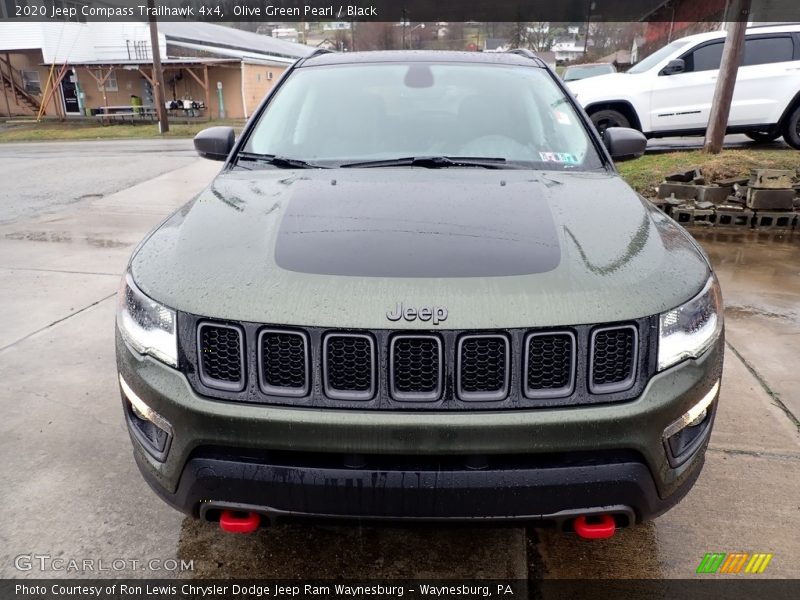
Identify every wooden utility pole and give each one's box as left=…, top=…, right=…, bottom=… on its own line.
left=147, top=0, right=169, bottom=133
left=703, top=0, right=751, bottom=154
left=584, top=1, right=594, bottom=56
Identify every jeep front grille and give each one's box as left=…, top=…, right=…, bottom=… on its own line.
left=524, top=332, right=575, bottom=398
left=457, top=334, right=510, bottom=401
left=197, top=323, right=245, bottom=391
left=590, top=325, right=638, bottom=393
left=390, top=335, right=443, bottom=401
left=258, top=329, right=309, bottom=397
left=185, top=317, right=653, bottom=410
left=323, top=333, right=376, bottom=400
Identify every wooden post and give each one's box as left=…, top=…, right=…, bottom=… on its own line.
left=203, top=64, right=211, bottom=121
left=147, top=0, right=169, bottom=133
left=85, top=66, right=114, bottom=108
left=1, top=78, right=10, bottom=116
left=703, top=0, right=751, bottom=154
left=101, top=67, right=110, bottom=107
left=1, top=56, right=12, bottom=116
left=136, top=67, right=153, bottom=86
left=183, top=67, right=205, bottom=89
left=39, top=63, right=70, bottom=121
left=2, top=53, right=20, bottom=107
left=183, top=67, right=209, bottom=119
left=53, top=66, right=71, bottom=120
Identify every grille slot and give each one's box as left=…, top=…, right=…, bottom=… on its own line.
left=323, top=333, right=376, bottom=400
left=457, top=334, right=510, bottom=401
left=590, top=325, right=638, bottom=393
left=197, top=323, right=245, bottom=391
left=389, top=335, right=443, bottom=402
left=524, top=331, right=576, bottom=398
left=258, top=329, right=309, bottom=397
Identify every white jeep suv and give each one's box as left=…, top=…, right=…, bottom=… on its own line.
left=567, top=24, right=800, bottom=148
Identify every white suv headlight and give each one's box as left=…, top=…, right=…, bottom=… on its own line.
left=117, top=271, right=178, bottom=367
left=658, top=275, right=723, bottom=371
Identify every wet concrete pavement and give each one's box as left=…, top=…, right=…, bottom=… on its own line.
left=698, top=231, right=800, bottom=422
left=0, top=139, right=798, bottom=581
left=0, top=139, right=526, bottom=579
left=531, top=233, right=800, bottom=579
left=0, top=140, right=197, bottom=224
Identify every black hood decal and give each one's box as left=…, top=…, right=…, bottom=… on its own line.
left=274, top=177, right=561, bottom=278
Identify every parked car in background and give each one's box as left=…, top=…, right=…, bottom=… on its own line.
left=562, top=62, right=617, bottom=82
left=567, top=24, right=800, bottom=148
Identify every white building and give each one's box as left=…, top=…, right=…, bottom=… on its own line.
left=551, top=36, right=586, bottom=63
left=0, top=21, right=310, bottom=119
left=271, top=28, right=300, bottom=44
left=323, top=22, right=352, bottom=31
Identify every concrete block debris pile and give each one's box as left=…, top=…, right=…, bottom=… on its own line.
left=651, top=168, right=800, bottom=230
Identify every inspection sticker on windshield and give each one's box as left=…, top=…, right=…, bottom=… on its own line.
left=539, top=152, right=578, bottom=164
left=554, top=111, right=571, bottom=125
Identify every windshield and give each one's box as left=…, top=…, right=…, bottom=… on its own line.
left=244, top=62, right=604, bottom=170
left=628, top=40, right=692, bottom=74
left=563, top=64, right=614, bottom=81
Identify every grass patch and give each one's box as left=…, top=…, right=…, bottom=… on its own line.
left=0, top=119, right=245, bottom=142
left=618, top=148, right=800, bottom=196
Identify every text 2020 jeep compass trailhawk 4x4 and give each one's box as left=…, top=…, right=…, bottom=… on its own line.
left=116, top=50, right=724, bottom=537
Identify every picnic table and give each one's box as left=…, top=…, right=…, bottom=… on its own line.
left=168, top=107, right=204, bottom=118
left=167, top=103, right=206, bottom=118
left=95, top=105, right=157, bottom=124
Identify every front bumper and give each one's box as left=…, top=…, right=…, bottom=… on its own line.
left=134, top=445, right=706, bottom=528
left=117, top=332, right=723, bottom=524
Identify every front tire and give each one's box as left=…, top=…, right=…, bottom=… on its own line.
left=589, top=109, right=631, bottom=133
left=781, top=105, right=800, bottom=149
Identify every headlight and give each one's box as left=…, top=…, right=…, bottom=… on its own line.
left=658, top=275, right=723, bottom=371
left=117, top=271, right=177, bottom=367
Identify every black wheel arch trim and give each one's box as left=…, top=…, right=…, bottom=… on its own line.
left=778, top=89, right=800, bottom=127
left=585, top=100, right=643, bottom=132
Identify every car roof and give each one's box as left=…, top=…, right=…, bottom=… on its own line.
left=676, top=23, right=800, bottom=45
left=300, top=50, right=545, bottom=68
left=565, top=63, right=614, bottom=68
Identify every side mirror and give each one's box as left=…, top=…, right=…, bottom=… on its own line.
left=659, top=58, right=685, bottom=76
left=603, top=127, right=647, bottom=161
left=193, top=126, right=235, bottom=161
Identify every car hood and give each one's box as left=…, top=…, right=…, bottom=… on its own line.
left=131, top=168, right=709, bottom=329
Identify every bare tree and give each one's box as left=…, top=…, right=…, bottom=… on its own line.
left=356, top=22, right=400, bottom=51
left=445, top=22, right=466, bottom=50
left=585, top=22, right=642, bottom=60
left=508, top=22, right=530, bottom=49
left=528, top=22, right=556, bottom=52
left=333, top=28, right=350, bottom=51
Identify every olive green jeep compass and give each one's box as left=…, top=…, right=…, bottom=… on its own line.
left=116, top=50, right=723, bottom=536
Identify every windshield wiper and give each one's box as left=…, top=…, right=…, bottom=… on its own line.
left=236, top=152, right=329, bottom=169
left=340, top=156, right=510, bottom=169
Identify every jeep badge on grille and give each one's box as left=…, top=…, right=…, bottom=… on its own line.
left=386, top=303, right=448, bottom=325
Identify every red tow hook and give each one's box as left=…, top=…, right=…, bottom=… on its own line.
left=574, top=514, right=616, bottom=539
left=219, top=510, right=261, bottom=534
